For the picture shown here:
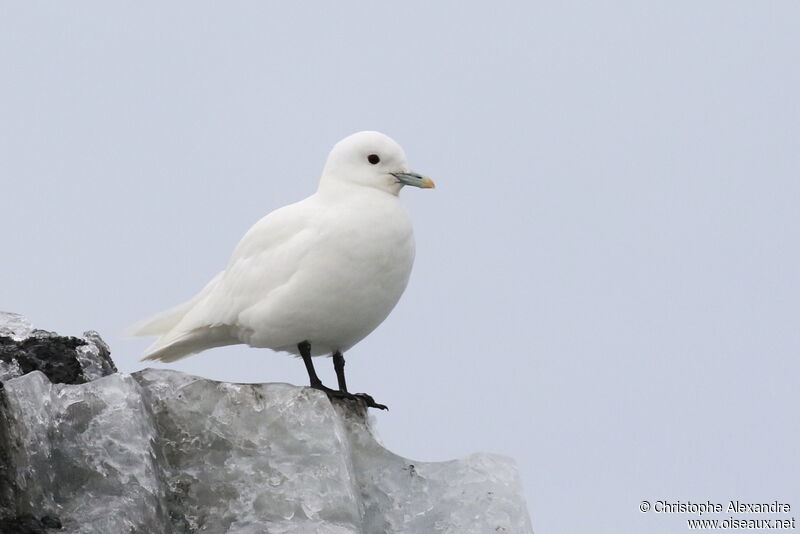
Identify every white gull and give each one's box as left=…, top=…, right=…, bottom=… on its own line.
left=131, top=131, right=435, bottom=409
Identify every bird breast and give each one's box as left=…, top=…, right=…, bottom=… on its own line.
left=242, top=190, right=416, bottom=354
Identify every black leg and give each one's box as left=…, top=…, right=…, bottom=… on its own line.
left=333, top=351, right=348, bottom=392
left=297, top=340, right=387, bottom=410
left=298, top=340, right=323, bottom=388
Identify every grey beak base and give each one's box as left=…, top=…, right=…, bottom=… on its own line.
left=390, top=172, right=435, bottom=189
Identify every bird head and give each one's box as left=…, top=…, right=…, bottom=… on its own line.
left=319, top=131, right=435, bottom=195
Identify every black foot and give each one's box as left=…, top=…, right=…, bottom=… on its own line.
left=353, top=392, right=388, bottom=411
left=311, top=384, right=388, bottom=411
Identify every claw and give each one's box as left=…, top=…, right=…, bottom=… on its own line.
left=353, top=393, right=388, bottom=411
left=310, top=384, right=388, bottom=410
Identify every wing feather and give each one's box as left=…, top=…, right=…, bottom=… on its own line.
left=134, top=196, right=322, bottom=360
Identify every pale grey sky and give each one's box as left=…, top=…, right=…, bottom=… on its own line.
left=2, top=3, right=798, bottom=533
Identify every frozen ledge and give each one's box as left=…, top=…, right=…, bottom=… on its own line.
left=0, top=314, right=533, bottom=534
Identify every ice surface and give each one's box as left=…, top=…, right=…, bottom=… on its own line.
left=2, top=371, right=168, bottom=533
left=134, top=369, right=362, bottom=534
left=0, top=312, right=33, bottom=342
left=0, top=313, right=116, bottom=385
left=0, top=359, right=23, bottom=383
left=0, top=315, right=533, bottom=533
left=73, top=331, right=116, bottom=382
left=336, top=405, right=534, bottom=534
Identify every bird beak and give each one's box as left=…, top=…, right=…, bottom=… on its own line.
left=391, top=171, right=436, bottom=189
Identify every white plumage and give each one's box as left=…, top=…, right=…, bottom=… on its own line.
left=131, top=131, right=434, bottom=368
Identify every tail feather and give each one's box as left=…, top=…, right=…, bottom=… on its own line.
left=141, top=326, right=236, bottom=363
left=130, top=271, right=230, bottom=362
left=127, top=271, right=224, bottom=337
left=127, top=300, right=197, bottom=337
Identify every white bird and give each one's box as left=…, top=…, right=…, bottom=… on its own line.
left=131, top=131, right=435, bottom=409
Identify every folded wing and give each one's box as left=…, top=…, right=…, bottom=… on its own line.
left=132, top=199, right=320, bottom=362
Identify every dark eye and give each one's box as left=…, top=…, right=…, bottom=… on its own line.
left=367, top=154, right=380, bottom=165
